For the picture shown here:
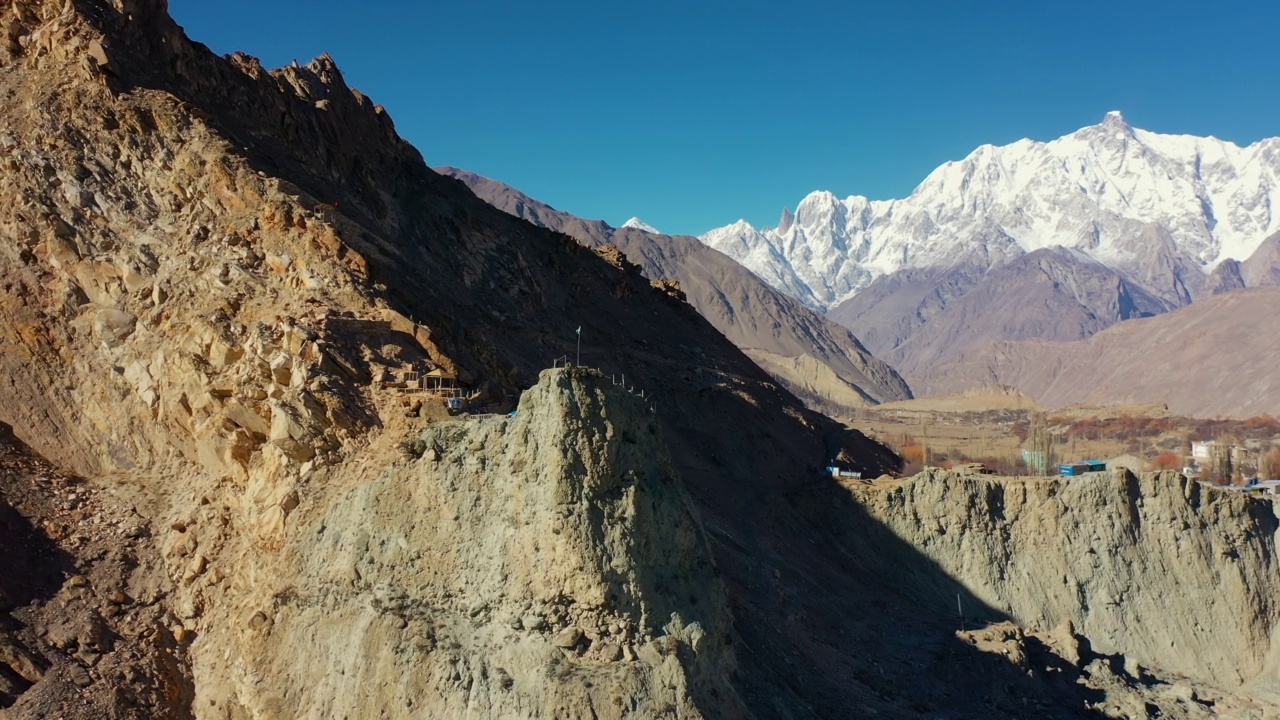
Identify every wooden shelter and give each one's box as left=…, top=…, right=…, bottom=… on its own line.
left=426, top=368, right=458, bottom=393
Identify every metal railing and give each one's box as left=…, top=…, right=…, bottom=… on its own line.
left=548, top=358, right=657, bottom=414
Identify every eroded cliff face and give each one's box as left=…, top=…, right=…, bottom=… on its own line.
left=180, top=368, right=737, bottom=719
left=847, top=471, right=1280, bottom=694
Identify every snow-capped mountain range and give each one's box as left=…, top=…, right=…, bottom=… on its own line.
left=699, top=112, right=1280, bottom=311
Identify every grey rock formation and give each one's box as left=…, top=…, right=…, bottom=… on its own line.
left=848, top=470, right=1280, bottom=693
left=191, top=369, right=740, bottom=718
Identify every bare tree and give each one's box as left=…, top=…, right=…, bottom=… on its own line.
left=1208, top=440, right=1234, bottom=485
left=1024, top=412, right=1057, bottom=476
left=1261, top=448, right=1280, bottom=480
left=920, top=415, right=931, bottom=468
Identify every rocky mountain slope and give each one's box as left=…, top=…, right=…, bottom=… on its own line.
left=0, top=0, right=905, bottom=716
left=1243, top=231, right=1280, bottom=288
left=439, top=166, right=911, bottom=413
left=2, top=1, right=1280, bottom=718
left=701, top=111, right=1280, bottom=313
left=913, top=287, right=1280, bottom=417
left=834, top=469, right=1280, bottom=715
left=827, top=246, right=1176, bottom=380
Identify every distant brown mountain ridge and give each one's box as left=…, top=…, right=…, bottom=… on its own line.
left=916, top=287, right=1280, bottom=418
left=828, top=246, right=1179, bottom=382
left=439, top=167, right=912, bottom=414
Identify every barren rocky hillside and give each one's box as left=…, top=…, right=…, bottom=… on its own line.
left=828, top=246, right=1176, bottom=382
left=0, top=0, right=895, bottom=715
left=439, top=167, right=912, bottom=414
left=918, top=287, right=1280, bottom=416
left=2, top=1, right=1280, bottom=718
left=820, top=470, right=1280, bottom=716
left=849, top=471, right=1280, bottom=687
left=1244, top=231, right=1280, bottom=288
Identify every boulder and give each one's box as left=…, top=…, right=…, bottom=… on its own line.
left=86, top=39, right=113, bottom=74
left=595, top=642, right=622, bottom=662
left=93, top=308, right=136, bottom=346
left=1045, top=619, right=1083, bottom=667
left=0, top=638, right=45, bottom=683
left=551, top=626, right=583, bottom=649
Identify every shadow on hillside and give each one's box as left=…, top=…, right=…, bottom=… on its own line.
left=0, top=427, right=77, bottom=707
left=0, top=503, right=72, bottom=618
left=711, top=470, right=1111, bottom=718
left=658, top=389, right=1113, bottom=719
left=0, top=431, right=75, bottom=619
left=0, top=499, right=70, bottom=707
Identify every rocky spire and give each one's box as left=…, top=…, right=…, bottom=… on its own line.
left=777, top=206, right=795, bottom=235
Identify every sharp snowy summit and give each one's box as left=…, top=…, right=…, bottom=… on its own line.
left=621, top=217, right=661, bottom=234
left=699, top=112, right=1280, bottom=311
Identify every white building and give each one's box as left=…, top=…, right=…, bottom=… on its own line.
left=1191, top=441, right=1215, bottom=463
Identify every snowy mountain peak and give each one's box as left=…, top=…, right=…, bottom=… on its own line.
left=621, top=217, right=661, bottom=234
left=1076, top=110, right=1137, bottom=146
left=699, top=115, right=1280, bottom=311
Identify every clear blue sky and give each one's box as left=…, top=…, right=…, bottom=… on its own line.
left=170, top=0, right=1279, bottom=236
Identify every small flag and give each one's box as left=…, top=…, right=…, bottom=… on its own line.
left=576, top=326, right=581, bottom=335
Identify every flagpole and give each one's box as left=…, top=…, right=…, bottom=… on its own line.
left=575, top=325, right=581, bottom=367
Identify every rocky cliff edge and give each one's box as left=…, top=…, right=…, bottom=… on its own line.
left=845, top=470, right=1280, bottom=697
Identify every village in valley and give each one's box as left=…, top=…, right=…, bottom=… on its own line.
left=849, top=389, right=1280, bottom=492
